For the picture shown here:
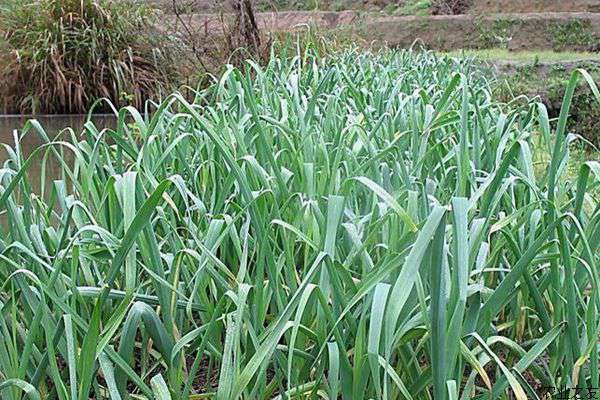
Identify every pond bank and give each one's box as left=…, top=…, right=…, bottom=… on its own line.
left=160, top=11, right=600, bottom=51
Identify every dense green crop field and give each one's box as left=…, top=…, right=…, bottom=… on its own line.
left=0, top=50, right=599, bottom=399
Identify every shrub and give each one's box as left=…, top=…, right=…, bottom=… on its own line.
left=0, top=0, right=177, bottom=113
left=166, top=0, right=271, bottom=81
left=551, top=20, right=599, bottom=52
left=494, top=62, right=600, bottom=148
left=430, top=0, right=472, bottom=14
left=569, top=83, right=600, bottom=148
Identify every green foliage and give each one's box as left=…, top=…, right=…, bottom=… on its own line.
left=271, top=25, right=366, bottom=60
left=494, top=61, right=600, bottom=147
left=0, top=49, right=599, bottom=399
left=551, top=20, right=598, bottom=51
left=397, top=0, right=432, bottom=15
left=474, top=18, right=519, bottom=49
left=0, top=0, right=177, bottom=114
left=256, top=0, right=358, bottom=11
left=569, top=81, right=600, bottom=147
left=445, top=49, right=600, bottom=63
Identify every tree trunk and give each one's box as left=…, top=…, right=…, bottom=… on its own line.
left=230, top=0, right=261, bottom=55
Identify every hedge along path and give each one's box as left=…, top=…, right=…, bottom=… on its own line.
left=0, top=49, right=599, bottom=399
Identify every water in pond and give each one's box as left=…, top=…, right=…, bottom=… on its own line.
left=0, top=114, right=116, bottom=193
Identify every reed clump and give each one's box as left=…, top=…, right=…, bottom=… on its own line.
left=0, top=0, right=177, bottom=114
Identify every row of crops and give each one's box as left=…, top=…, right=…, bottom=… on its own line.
left=0, top=49, right=599, bottom=399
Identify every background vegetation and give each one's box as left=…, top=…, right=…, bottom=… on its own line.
left=494, top=60, right=600, bottom=148
left=0, top=0, right=177, bottom=114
